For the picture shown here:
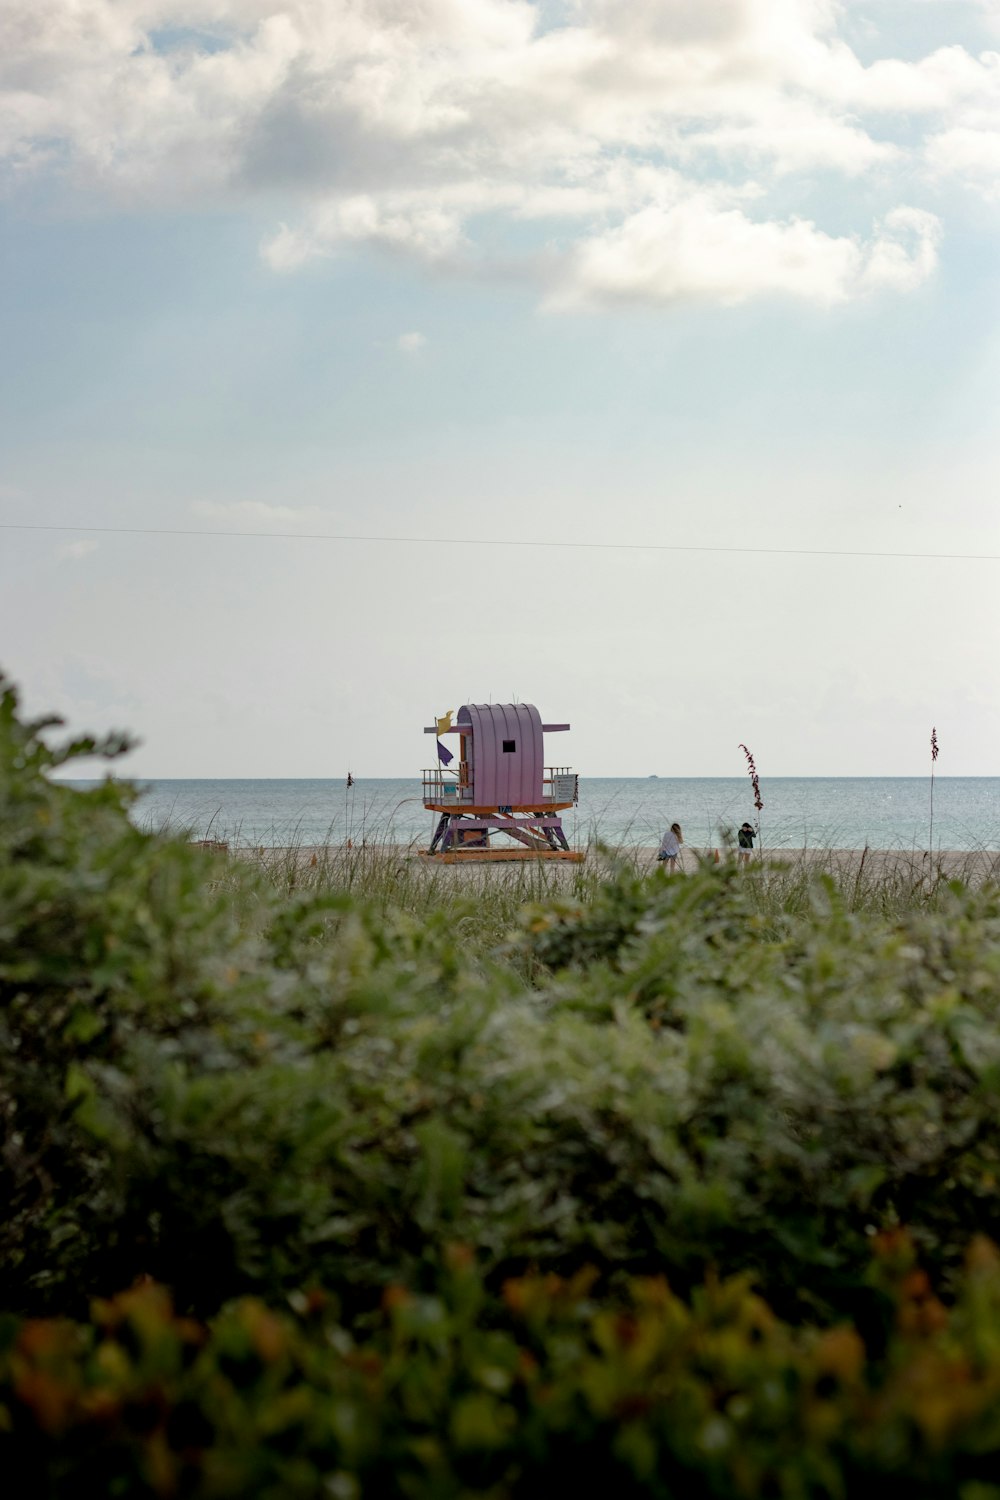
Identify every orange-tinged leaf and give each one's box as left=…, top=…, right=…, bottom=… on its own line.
left=15, top=1369, right=76, bottom=1433
left=813, top=1326, right=865, bottom=1384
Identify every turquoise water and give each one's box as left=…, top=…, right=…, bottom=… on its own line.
left=67, top=776, right=1000, bottom=851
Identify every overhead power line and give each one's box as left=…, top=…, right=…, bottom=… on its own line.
left=0, top=520, right=996, bottom=564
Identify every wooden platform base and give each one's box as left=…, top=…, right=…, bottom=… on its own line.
left=419, top=848, right=585, bottom=865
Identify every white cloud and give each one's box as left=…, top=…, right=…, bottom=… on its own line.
left=1, top=0, right=995, bottom=308
left=926, top=123, right=1000, bottom=194
left=262, top=194, right=468, bottom=270
left=397, top=330, right=426, bottom=353
left=548, top=196, right=941, bottom=310
left=837, top=45, right=1000, bottom=114
left=858, top=205, right=942, bottom=291
left=685, top=107, right=899, bottom=177
left=58, top=538, right=99, bottom=560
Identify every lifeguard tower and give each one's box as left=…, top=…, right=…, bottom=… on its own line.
left=421, top=703, right=583, bottom=862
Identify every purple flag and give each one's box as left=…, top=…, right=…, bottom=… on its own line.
left=437, top=739, right=454, bottom=766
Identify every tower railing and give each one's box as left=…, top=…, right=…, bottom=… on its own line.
left=421, top=767, right=472, bottom=803
left=421, top=768, right=578, bottom=806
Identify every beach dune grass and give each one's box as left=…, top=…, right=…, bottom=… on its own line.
left=220, top=830, right=1000, bottom=935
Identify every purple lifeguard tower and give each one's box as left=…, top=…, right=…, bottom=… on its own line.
left=421, top=703, right=583, bottom=862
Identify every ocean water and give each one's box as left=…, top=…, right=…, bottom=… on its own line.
left=69, top=776, right=1000, bottom=851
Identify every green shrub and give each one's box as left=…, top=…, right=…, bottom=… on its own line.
left=6, top=1235, right=1000, bottom=1498
left=511, top=865, right=1000, bottom=1309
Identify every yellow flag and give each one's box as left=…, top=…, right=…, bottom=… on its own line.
left=436, top=710, right=453, bottom=737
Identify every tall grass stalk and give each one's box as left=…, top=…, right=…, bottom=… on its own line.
left=929, top=725, right=939, bottom=853
left=738, top=742, right=765, bottom=857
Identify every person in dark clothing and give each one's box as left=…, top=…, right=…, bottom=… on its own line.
left=738, top=822, right=756, bottom=866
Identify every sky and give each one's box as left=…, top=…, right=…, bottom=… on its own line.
left=2, top=0, right=999, bottom=778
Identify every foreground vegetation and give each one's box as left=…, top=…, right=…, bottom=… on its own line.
left=3, top=673, right=1000, bottom=1496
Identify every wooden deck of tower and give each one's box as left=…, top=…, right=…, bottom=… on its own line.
left=420, top=703, right=584, bottom=862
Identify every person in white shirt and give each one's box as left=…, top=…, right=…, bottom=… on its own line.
left=657, top=822, right=684, bottom=873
